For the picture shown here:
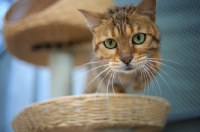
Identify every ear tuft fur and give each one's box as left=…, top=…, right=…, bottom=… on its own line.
left=136, top=0, right=156, bottom=21
left=78, top=9, right=103, bottom=31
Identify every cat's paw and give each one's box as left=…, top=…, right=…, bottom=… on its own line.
left=133, top=86, right=145, bottom=92
left=113, top=85, right=126, bottom=93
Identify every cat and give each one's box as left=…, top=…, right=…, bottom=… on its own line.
left=79, top=0, right=161, bottom=93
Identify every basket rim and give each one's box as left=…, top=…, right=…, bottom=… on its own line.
left=25, top=93, right=170, bottom=106
left=13, top=93, right=170, bottom=119
left=12, top=94, right=170, bottom=131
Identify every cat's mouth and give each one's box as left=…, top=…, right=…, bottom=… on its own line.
left=124, top=66, right=134, bottom=71
left=112, top=65, right=138, bottom=73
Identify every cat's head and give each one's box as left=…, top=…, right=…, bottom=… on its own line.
left=79, top=0, right=160, bottom=74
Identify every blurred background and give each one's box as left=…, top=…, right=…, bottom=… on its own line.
left=0, top=0, right=200, bottom=132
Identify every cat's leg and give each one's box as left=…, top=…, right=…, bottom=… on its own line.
left=113, top=84, right=126, bottom=93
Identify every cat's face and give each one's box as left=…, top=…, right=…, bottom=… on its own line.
left=80, top=0, right=160, bottom=74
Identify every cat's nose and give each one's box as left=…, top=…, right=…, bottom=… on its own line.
left=120, top=55, right=133, bottom=65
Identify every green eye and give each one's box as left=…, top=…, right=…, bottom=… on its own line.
left=103, top=39, right=117, bottom=49
left=132, top=33, right=146, bottom=44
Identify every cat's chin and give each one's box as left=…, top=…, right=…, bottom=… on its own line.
left=125, top=67, right=134, bottom=71
left=113, top=67, right=139, bottom=74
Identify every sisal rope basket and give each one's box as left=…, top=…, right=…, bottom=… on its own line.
left=12, top=94, right=170, bottom=132
left=3, top=0, right=113, bottom=66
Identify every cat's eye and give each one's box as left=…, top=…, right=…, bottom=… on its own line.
left=132, top=33, right=146, bottom=45
left=103, top=39, right=117, bottom=49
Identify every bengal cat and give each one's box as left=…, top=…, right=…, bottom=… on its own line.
left=79, top=0, right=161, bottom=93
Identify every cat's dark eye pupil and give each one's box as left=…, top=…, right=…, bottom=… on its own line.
left=137, top=35, right=140, bottom=40
left=108, top=40, right=112, bottom=44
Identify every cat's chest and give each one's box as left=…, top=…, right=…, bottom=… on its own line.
left=114, top=73, right=135, bottom=87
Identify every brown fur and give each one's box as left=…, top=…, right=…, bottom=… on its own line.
left=79, top=0, right=161, bottom=93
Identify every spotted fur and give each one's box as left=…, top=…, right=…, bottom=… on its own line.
left=79, top=0, right=161, bottom=93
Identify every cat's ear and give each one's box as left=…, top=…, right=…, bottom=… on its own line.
left=135, top=0, right=156, bottom=21
left=78, top=9, right=103, bottom=31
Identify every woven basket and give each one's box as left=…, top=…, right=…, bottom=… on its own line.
left=12, top=94, right=170, bottom=132
left=3, top=0, right=113, bottom=66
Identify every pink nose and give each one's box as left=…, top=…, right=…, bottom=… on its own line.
left=120, top=56, right=133, bottom=65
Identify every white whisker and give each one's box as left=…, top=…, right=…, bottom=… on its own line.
left=112, top=71, right=120, bottom=102
left=106, top=70, right=114, bottom=101
left=72, top=61, right=102, bottom=71
left=141, top=65, right=151, bottom=96
left=148, top=62, right=179, bottom=88
left=69, top=64, right=109, bottom=84
left=144, top=64, right=158, bottom=96
left=140, top=67, right=147, bottom=95
left=146, top=59, right=179, bottom=73
left=89, top=56, right=97, bottom=62
left=147, top=58, right=182, bottom=66
left=140, top=67, right=151, bottom=104
left=82, top=67, right=110, bottom=93
left=143, top=65, right=162, bottom=97
left=147, top=62, right=176, bottom=99
left=94, top=69, right=112, bottom=107
left=118, top=73, right=126, bottom=90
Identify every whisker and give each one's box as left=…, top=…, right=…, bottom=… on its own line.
left=147, top=62, right=176, bottom=99
left=109, top=62, right=121, bottom=64
left=143, top=65, right=162, bottom=97
left=106, top=70, right=114, bottom=102
left=143, top=67, right=149, bottom=95
left=94, top=69, right=112, bottom=107
left=118, top=73, right=126, bottom=91
left=111, top=71, right=115, bottom=94
left=112, top=71, right=120, bottom=103
left=89, top=56, right=97, bottom=62
left=147, top=58, right=182, bottom=66
left=142, top=64, right=158, bottom=96
left=82, top=67, right=110, bottom=93
left=68, top=64, right=109, bottom=84
left=72, top=61, right=102, bottom=71
left=146, top=60, right=179, bottom=73
left=140, top=67, right=147, bottom=95
left=140, top=65, right=152, bottom=104
left=141, top=65, right=151, bottom=96
left=148, top=62, right=179, bottom=87
left=95, top=69, right=112, bottom=94
left=140, top=67, right=152, bottom=105
left=110, top=65, right=123, bottom=68
left=147, top=63, right=169, bottom=97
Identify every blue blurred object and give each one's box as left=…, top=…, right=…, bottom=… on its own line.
left=0, top=1, right=50, bottom=132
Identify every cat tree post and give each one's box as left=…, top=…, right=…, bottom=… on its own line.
left=49, top=51, right=73, bottom=97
